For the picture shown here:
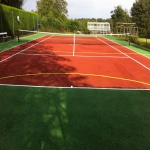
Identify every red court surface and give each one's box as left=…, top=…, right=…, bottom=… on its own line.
left=0, top=35, right=150, bottom=89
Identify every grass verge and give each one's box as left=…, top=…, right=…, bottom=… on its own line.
left=0, top=85, right=150, bottom=150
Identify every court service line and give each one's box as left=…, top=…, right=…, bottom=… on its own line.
left=19, top=53, right=73, bottom=57
left=0, top=72, right=150, bottom=87
left=21, top=51, right=150, bottom=55
left=73, top=34, right=76, bottom=56
left=71, top=55, right=128, bottom=58
left=97, top=38, right=150, bottom=71
left=19, top=53, right=129, bottom=58
left=0, top=36, right=53, bottom=63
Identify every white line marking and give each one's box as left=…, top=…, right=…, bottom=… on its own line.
left=19, top=53, right=73, bottom=57
left=0, top=34, right=46, bottom=54
left=74, top=55, right=129, bottom=58
left=19, top=53, right=129, bottom=58
left=73, top=34, right=75, bottom=56
left=0, top=36, right=53, bottom=63
left=97, top=38, right=150, bottom=71
left=0, top=83, right=150, bottom=90
left=103, top=36, right=150, bottom=60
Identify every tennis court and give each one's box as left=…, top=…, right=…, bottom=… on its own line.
left=0, top=32, right=150, bottom=88
left=0, top=32, right=150, bottom=150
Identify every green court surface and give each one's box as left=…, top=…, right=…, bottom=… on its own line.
left=105, top=35, right=150, bottom=58
left=0, top=33, right=45, bottom=52
left=0, top=85, right=150, bottom=150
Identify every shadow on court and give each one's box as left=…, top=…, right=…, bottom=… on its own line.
left=0, top=40, right=91, bottom=87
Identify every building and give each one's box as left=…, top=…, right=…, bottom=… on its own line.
left=87, top=22, right=110, bottom=34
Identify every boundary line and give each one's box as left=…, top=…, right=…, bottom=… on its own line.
left=97, top=37, right=150, bottom=71
left=102, top=36, right=150, bottom=60
left=0, top=36, right=53, bottom=63
left=0, top=83, right=150, bottom=90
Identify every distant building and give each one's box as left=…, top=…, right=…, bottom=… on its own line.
left=87, top=22, right=110, bottom=34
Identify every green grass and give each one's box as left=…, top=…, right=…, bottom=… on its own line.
left=104, top=35, right=150, bottom=58
left=0, top=86, right=150, bottom=150
left=0, top=33, right=46, bottom=52
left=136, top=38, right=150, bottom=48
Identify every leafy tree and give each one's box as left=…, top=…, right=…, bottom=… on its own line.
left=111, top=6, right=125, bottom=22
left=36, top=0, right=68, bottom=20
left=36, top=0, right=68, bottom=32
left=111, top=5, right=131, bottom=32
left=131, top=0, right=150, bottom=37
left=0, top=0, right=26, bottom=9
left=65, top=19, right=80, bottom=32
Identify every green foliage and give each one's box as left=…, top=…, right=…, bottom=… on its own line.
left=111, top=6, right=126, bottom=22
left=131, top=0, right=150, bottom=37
left=0, top=0, right=26, bottom=9
left=39, top=17, right=65, bottom=32
left=37, top=0, right=68, bottom=32
left=0, top=4, right=38, bottom=37
left=111, top=5, right=132, bottom=32
left=37, top=0, right=68, bottom=18
left=65, top=20, right=79, bottom=32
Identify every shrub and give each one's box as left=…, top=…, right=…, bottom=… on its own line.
left=0, top=4, right=38, bottom=38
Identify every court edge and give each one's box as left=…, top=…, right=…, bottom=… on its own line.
left=0, top=83, right=150, bottom=91
left=0, top=34, right=47, bottom=54
left=102, top=36, right=150, bottom=60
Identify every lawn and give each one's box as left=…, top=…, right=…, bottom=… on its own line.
left=0, top=85, right=150, bottom=150
left=104, top=35, right=150, bottom=58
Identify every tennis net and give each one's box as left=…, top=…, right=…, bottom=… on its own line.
left=18, top=29, right=131, bottom=46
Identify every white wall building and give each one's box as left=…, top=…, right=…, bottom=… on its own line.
left=87, top=22, right=110, bottom=34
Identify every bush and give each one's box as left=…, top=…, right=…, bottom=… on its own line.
left=0, top=4, right=38, bottom=38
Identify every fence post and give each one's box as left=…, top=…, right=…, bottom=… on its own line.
left=12, top=11, right=15, bottom=37
left=128, top=34, right=131, bottom=46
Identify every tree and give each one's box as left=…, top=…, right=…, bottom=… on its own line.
left=111, top=5, right=131, bottom=32
left=37, top=0, right=68, bottom=19
left=65, top=19, right=80, bottom=32
left=0, top=0, right=26, bottom=9
left=36, top=0, right=68, bottom=32
left=131, top=0, right=150, bottom=37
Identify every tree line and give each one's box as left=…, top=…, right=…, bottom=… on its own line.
left=0, top=0, right=26, bottom=9
left=1, top=0, right=150, bottom=37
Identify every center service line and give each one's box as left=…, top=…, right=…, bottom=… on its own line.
left=73, top=34, right=76, bottom=56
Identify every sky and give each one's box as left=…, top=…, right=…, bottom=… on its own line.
left=23, top=0, right=136, bottom=19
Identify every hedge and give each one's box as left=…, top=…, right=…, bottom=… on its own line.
left=0, top=4, right=38, bottom=38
